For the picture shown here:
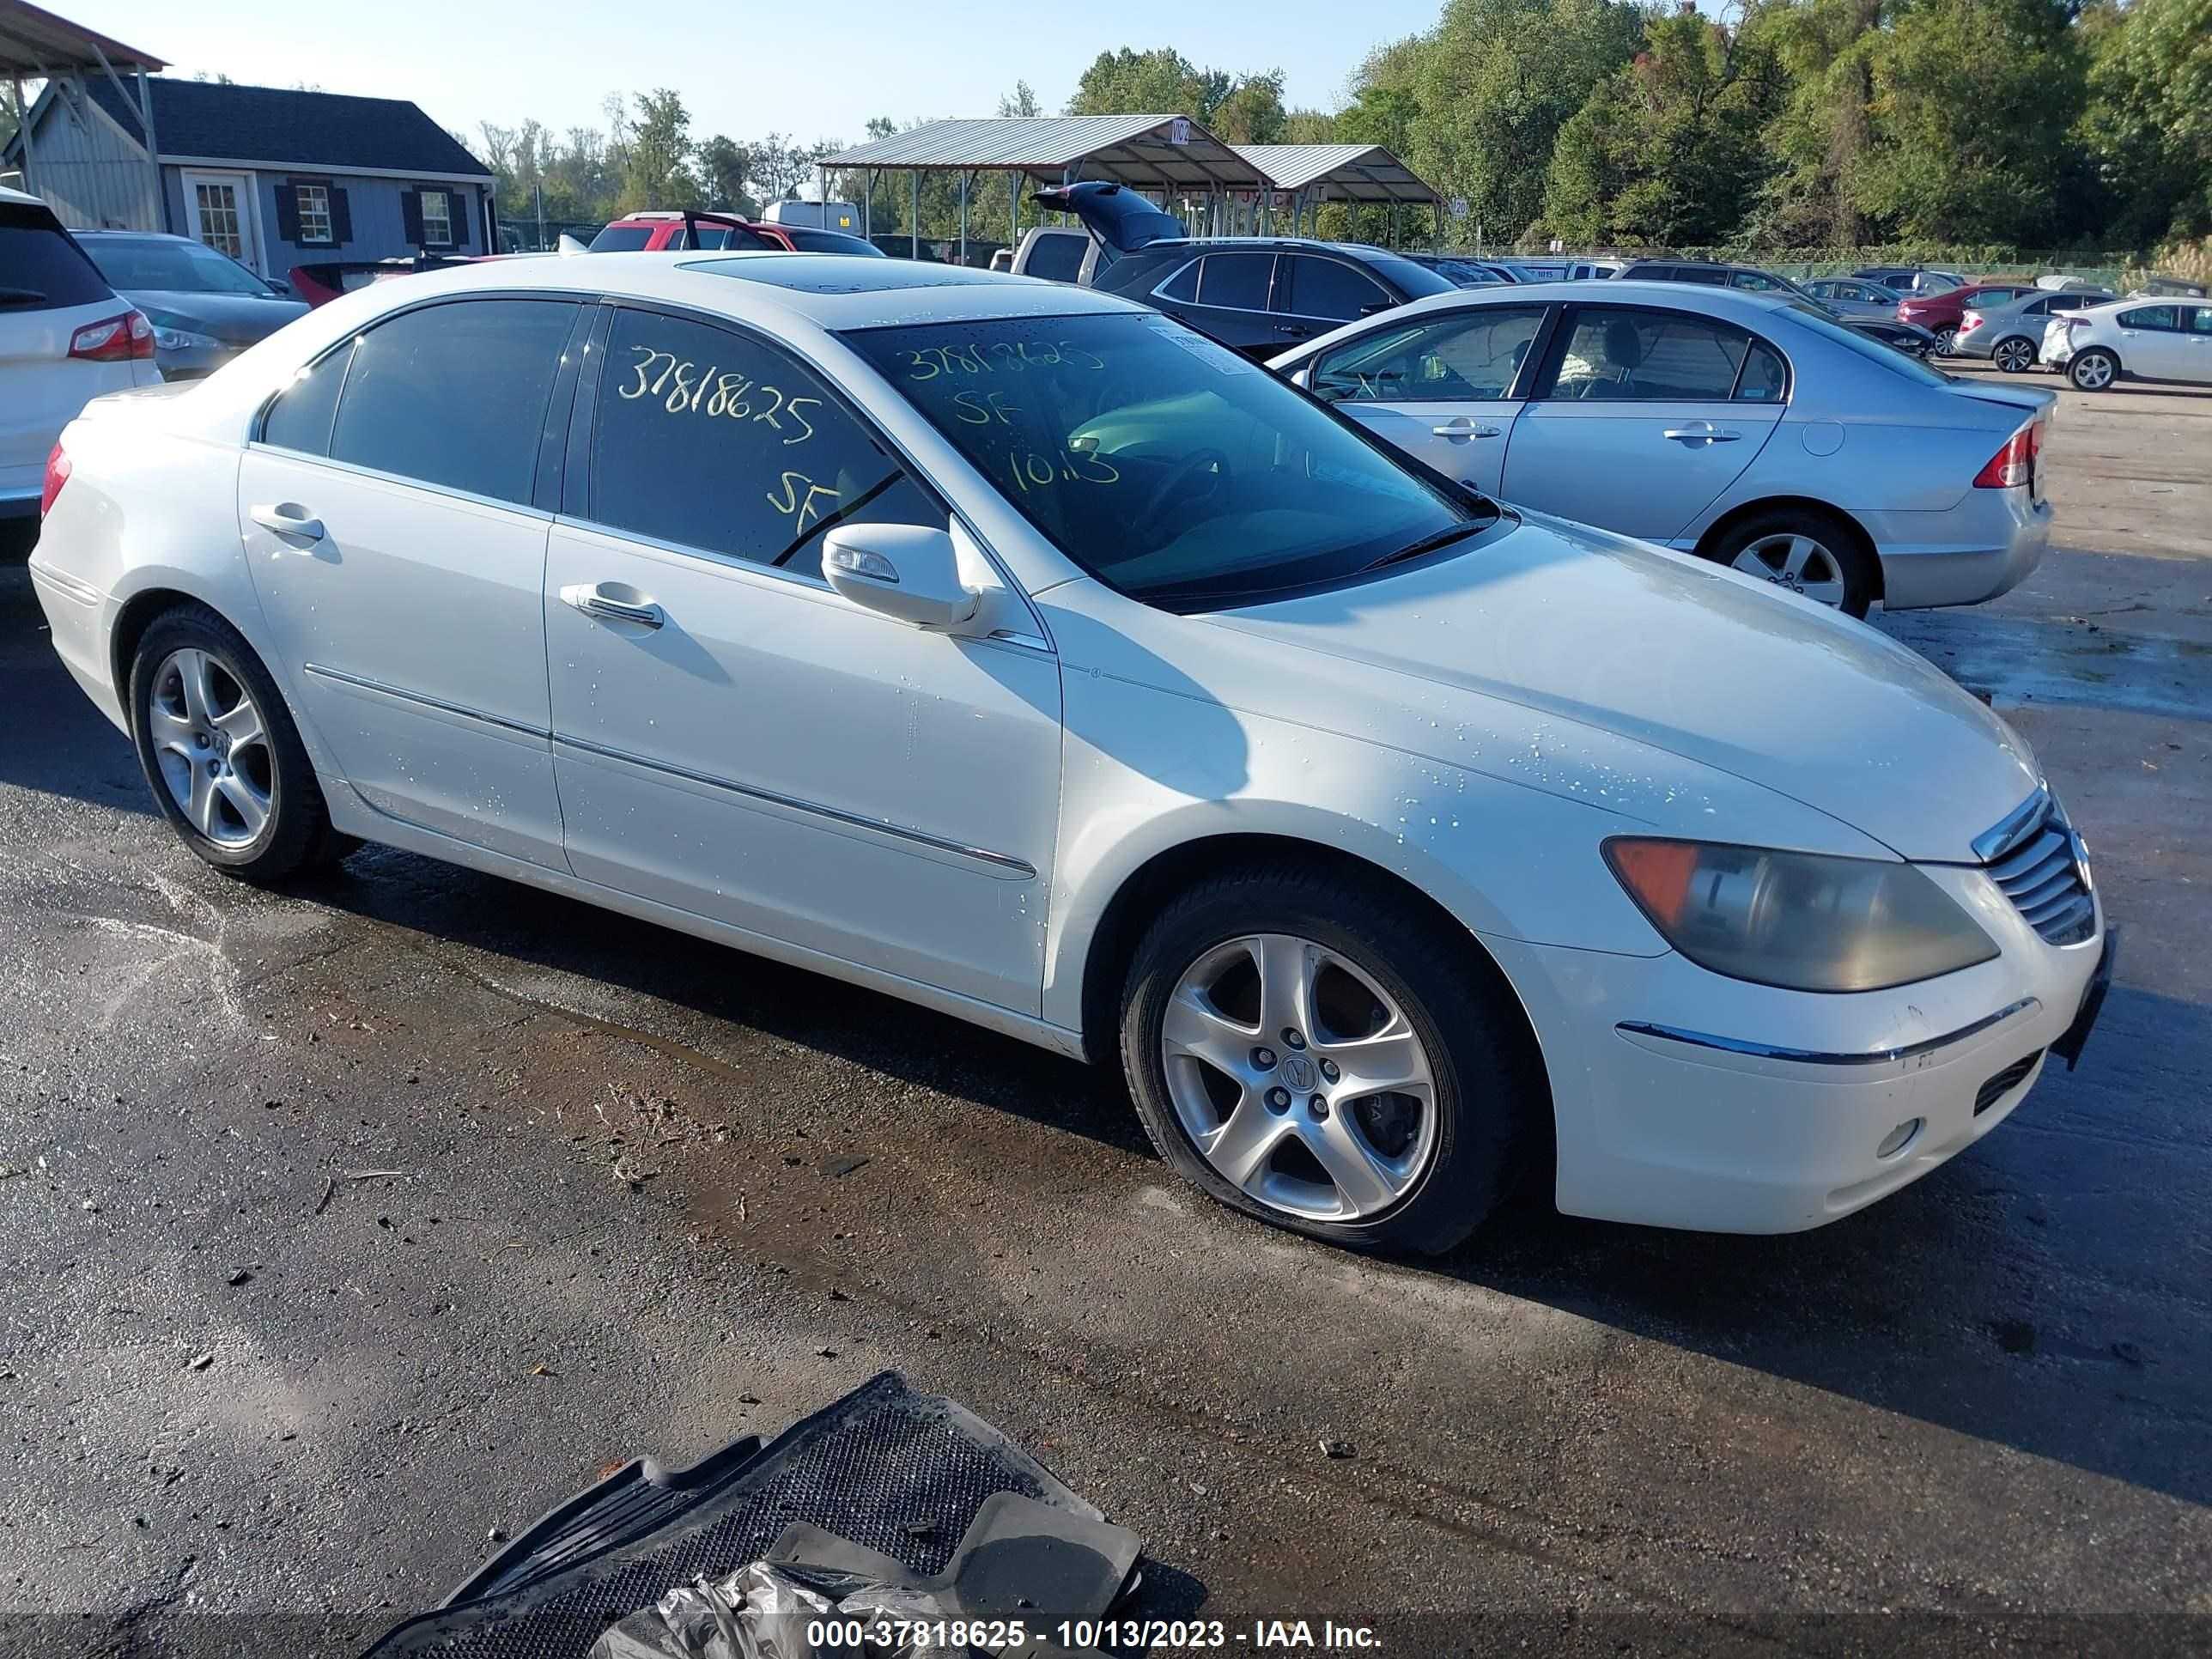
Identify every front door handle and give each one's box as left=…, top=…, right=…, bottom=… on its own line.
left=1431, top=418, right=1504, bottom=439
left=560, top=582, right=664, bottom=629
left=1661, top=426, right=1742, bottom=445
left=249, top=502, right=324, bottom=541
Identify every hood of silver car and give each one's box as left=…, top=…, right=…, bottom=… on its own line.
left=1211, top=512, right=2038, bottom=863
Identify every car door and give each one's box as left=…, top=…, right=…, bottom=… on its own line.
left=2114, top=305, right=2186, bottom=377
left=1307, top=303, right=1551, bottom=497
left=542, top=303, right=1061, bottom=1015
left=237, top=295, right=584, bottom=868
left=1500, top=302, right=1788, bottom=544
left=2185, top=306, right=2212, bottom=384
left=1153, top=251, right=1279, bottom=356
left=1271, top=253, right=1396, bottom=351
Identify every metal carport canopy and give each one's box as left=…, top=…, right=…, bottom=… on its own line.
left=1231, top=143, right=1440, bottom=205
left=821, top=114, right=1268, bottom=192
left=0, top=0, right=164, bottom=76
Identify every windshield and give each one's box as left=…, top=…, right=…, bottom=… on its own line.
left=589, top=225, right=654, bottom=251
left=844, top=313, right=1486, bottom=611
left=1785, top=304, right=1953, bottom=386
left=81, top=234, right=273, bottom=295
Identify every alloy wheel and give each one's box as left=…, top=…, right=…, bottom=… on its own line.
left=1994, top=337, right=2036, bottom=374
left=1934, top=326, right=1958, bottom=354
left=148, top=647, right=274, bottom=848
left=1730, top=532, right=1850, bottom=608
left=2073, top=352, right=2115, bottom=390
left=1160, top=933, right=1439, bottom=1222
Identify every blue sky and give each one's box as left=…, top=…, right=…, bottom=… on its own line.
left=67, top=1, right=1453, bottom=150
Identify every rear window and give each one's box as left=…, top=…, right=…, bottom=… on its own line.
left=1023, top=234, right=1085, bottom=283
left=0, top=201, right=115, bottom=312
left=588, top=225, right=655, bottom=252
left=1784, top=304, right=1952, bottom=386
left=1363, top=254, right=1455, bottom=301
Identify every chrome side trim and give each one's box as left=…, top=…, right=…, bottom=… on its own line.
left=1617, top=997, right=2041, bottom=1067
left=554, top=733, right=1037, bottom=878
left=301, top=663, right=550, bottom=739
left=1972, top=781, right=2052, bottom=864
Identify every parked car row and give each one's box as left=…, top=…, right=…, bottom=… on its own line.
left=27, top=251, right=2111, bottom=1255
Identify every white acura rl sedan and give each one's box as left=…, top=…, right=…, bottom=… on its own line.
left=28, top=255, right=2112, bottom=1253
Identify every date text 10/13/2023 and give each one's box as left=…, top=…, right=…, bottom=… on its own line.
left=803, top=1618, right=1385, bottom=1650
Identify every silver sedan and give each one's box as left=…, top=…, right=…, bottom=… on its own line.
left=1802, top=276, right=1909, bottom=321
left=1954, top=289, right=2116, bottom=372
left=1270, top=281, right=2056, bottom=617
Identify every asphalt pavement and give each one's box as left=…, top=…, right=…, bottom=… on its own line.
left=0, top=368, right=2206, bottom=1656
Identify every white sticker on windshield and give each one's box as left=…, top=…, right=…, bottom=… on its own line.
left=1144, top=315, right=1253, bottom=374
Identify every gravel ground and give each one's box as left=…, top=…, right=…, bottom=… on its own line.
left=0, top=366, right=2206, bottom=1656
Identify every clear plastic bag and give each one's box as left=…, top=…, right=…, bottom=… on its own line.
left=587, top=1562, right=836, bottom=1659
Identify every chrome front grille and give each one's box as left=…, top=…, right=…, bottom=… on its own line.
left=1978, top=786, right=2096, bottom=946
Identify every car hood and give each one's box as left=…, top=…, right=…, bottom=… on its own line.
left=1210, top=513, right=2038, bottom=863
left=123, top=288, right=308, bottom=345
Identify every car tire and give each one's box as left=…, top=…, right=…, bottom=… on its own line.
left=1993, top=337, right=2037, bottom=374
left=1118, top=862, right=1544, bottom=1255
left=1702, top=507, right=1876, bottom=618
left=2069, top=348, right=2118, bottom=392
left=1933, top=325, right=1958, bottom=355
left=128, top=604, right=346, bottom=881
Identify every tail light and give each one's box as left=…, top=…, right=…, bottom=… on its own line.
left=1960, top=310, right=1983, bottom=331
left=68, top=309, right=155, bottom=362
left=1973, top=422, right=2042, bottom=489
left=39, top=442, right=71, bottom=517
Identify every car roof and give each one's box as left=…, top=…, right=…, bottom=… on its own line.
left=68, top=228, right=197, bottom=241
left=0, top=183, right=44, bottom=208
left=1367, top=278, right=1798, bottom=322
left=319, top=248, right=1148, bottom=331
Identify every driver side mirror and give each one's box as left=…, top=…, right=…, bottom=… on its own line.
left=823, top=524, right=981, bottom=632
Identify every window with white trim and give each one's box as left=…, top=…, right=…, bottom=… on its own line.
left=296, top=184, right=332, bottom=244
left=420, top=189, right=453, bottom=246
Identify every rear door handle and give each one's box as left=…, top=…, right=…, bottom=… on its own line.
left=560, top=582, right=664, bottom=629
left=249, top=502, right=324, bottom=541
left=1431, top=419, right=1503, bottom=438
left=1661, top=427, right=1742, bottom=445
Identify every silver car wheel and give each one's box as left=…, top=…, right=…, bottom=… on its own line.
left=2073, top=351, right=2115, bottom=390
left=148, top=647, right=273, bottom=848
left=1993, top=337, right=2036, bottom=374
left=1731, top=533, right=1850, bottom=608
left=1161, top=933, right=1439, bottom=1222
left=1934, top=326, right=1958, bottom=354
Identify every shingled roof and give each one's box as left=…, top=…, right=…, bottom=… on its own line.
left=80, top=77, right=489, bottom=178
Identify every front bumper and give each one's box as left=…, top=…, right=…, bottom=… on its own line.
left=1488, top=870, right=2106, bottom=1233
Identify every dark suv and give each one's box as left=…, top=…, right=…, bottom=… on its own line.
left=1034, top=181, right=1454, bottom=357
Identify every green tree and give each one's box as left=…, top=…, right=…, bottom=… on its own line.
left=1852, top=0, right=2087, bottom=242
left=696, top=135, right=759, bottom=216
left=1407, top=0, right=1649, bottom=243
left=1545, top=8, right=1786, bottom=246
left=2079, top=0, right=2212, bottom=243
left=617, top=88, right=701, bottom=212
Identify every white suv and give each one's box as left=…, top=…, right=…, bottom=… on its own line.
left=1, top=185, right=159, bottom=517
left=2043, top=296, right=2212, bottom=392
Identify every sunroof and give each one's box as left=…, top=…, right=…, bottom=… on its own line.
left=682, top=254, right=1012, bottom=295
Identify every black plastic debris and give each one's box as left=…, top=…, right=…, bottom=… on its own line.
left=363, top=1372, right=1138, bottom=1658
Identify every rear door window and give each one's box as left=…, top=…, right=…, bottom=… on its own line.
left=1279, top=255, right=1391, bottom=322
left=586, top=307, right=944, bottom=581
left=1195, top=252, right=1273, bottom=311
left=0, top=200, right=115, bottom=312
left=327, top=298, right=580, bottom=504
left=1541, top=307, right=1771, bottom=400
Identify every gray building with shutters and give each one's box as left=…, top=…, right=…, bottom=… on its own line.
left=3, top=76, right=495, bottom=282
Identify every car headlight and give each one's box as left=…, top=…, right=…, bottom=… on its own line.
left=1604, top=838, right=1999, bottom=993
left=139, top=310, right=218, bottom=352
